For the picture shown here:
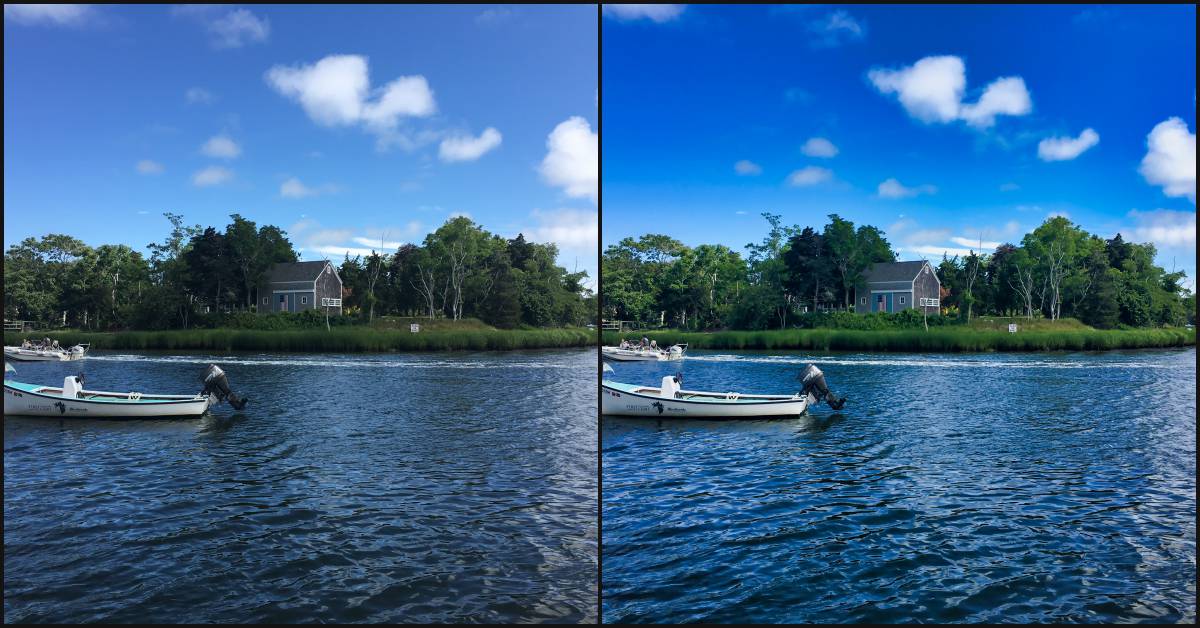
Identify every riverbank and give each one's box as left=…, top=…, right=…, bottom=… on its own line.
left=5, top=327, right=596, bottom=352
left=603, top=327, right=1195, bottom=352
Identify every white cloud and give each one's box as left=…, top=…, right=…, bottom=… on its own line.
left=540, top=116, right=597, bottom=204
left=950, top=236, right=1002, bottom=250
left=734, top=160, right=762, bottom=175
left=869, top=55, right=1031, bottom=129
left=207, top=8, right=270, bottom=49
left=438, top=127, right=502, bottom=162
left=1139, top=117, right=1196, bottom=203
left=801, top=137, right=838, bottom=158
left=192, top=166, right=233, bottom=187
left=958, top=77, right=1032, bottom=128
left=4, top=4, right=92, bottom=26
left=351, top=236, right=404, bottom=250
left=1127, top=209, right=1197, bottom=248
left=185, top=87, right=214, bottom=105
left=136, top=160, right=164, bottom=175
left=808, top=10, right=864, bottom=48
left=1037, top=128, right=1099, bottom=161
left=877, top=178, right=936, bottom=199
left=290, top=219, right=423, bottom=259
left=200, top=134, right=241, bottom=159
left=265, top=55, right=436, bottom=147
left=603, top=4, right=684, bottom=22
left=786, top=166, right=832, bottom=187
left=280, top=177, right=339, bottom=199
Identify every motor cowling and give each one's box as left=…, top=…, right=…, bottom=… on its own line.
left=201, top=364, right=248, bottom=410
left=799, top=364, right=846, bottom=410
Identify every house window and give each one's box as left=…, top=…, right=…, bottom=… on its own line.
left=860, top=296, right=866, bottom=305
left=301, top=296, right=308, bottom=304
left=263, top=297, right=268, bottom=305
left=899, top=296, right=905, bottom=305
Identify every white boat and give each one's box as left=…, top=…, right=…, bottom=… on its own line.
left=602, top=343, right=687, bottom=362
left=3, top=364, right=247, bottom=419
left=3, top=343, right=89, bottom=361
left=601, top=364, right=845, bottom=419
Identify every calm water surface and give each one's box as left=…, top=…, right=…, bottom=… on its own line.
left=5, top=349, right=596, bottom=623
left=602, top=349, right=1196, bottom=623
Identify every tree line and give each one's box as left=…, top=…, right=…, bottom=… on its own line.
left=602, top=213, right=1194, bottom=330
left=4, top=214, right=592, bottom=331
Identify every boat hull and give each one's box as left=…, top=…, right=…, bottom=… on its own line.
left=3, top=346, right=88, bottom=361
left=4, top=383, right=213, bottom=418
left=601, top=346, right=685, bottom=362
left=602, top=381, right=813, bottom=418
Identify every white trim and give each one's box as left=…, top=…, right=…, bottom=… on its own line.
left=321, top=297, right=342, bottom=307
left=271, top=289, right=315, bottom=295
left=919, top=297, right=941, bottom=307
left=869, top=289, right=911, bottom=294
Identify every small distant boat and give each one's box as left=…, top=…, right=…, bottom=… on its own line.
left=602, top=343, right=687, bottom=362
left=3, top=364, right=248, bottom=419
left=3, top=343, right=89, bottom=362
left=602, top=364, right=845, bottom=419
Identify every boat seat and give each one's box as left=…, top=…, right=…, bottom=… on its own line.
left=62, top=376, right=83, bottom=399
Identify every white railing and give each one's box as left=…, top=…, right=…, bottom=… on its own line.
left=321, top=298, right=342, bottom=307
left=919, top=297, right=941, bottom=307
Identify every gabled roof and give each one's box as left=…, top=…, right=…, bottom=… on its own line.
left=862, top=260, right=931, bottom=284
left=266, top=261, right=334, bottom=284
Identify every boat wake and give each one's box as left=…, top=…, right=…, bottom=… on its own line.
left=685, top=353, right=1178, bottom=369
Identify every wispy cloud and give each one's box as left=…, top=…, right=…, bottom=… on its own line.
left=200, top=134, right=241, bottom=159
left=185, top=87, right=214, bottom=105
left=786, top=166, right=832, bottom=187
left=734, top=160, right=762, bottom=176
left=807, top=10, right=865, bottom=48
left=174, top=6, right=270, bottom=49
left=1037, top=128, right=1099, bottom=161
left=438, top=127, right=502, bottom=162
left=135, top=160, right=164, bottom=175
left=801, top=137, right=838, bottom=158
left=877, top=178, right=936, bottom=199
left=192, top=166, right=233, bottom=187
left=603, top=4, right=684, bottom=23
left=280, top=177, right=340, bottom=199
left=4, top=4, right=94, bottom=26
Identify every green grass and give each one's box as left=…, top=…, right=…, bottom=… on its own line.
left=6, top=327, right=596, bottom=353
left=604, top=327, right=1195, bottom=352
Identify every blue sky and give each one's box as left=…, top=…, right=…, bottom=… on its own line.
left=4, top=4, right=598, bottom=284
left=602, top=4, right=1196, bottom=285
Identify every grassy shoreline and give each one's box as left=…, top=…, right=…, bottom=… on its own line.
left=603, top=327, right=1196, bottom=353
left=6, top=327, right=596, bottom=353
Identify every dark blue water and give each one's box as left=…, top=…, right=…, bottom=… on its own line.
left=4, top=349, right=596, bottom=623
left=602, top=349, right=1196, bottom=623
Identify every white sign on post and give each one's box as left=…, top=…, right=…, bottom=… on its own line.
left=1008, top=323, right=1018, bottom=333
left=410, top=323, right=420, bottom=333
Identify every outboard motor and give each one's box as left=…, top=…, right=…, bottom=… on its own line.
left=799, top=364, right=846, bottom=410
left=201, top=364, right=248, bottom=410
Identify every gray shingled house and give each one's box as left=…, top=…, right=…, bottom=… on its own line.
left=853, top=260, right=941, bottom=314
left=258, top=260, right=343, bottom=315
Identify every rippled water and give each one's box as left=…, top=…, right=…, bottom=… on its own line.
left=4, top=349, right=596, bottom=623
left=602, top=349, right=1196, bottom=623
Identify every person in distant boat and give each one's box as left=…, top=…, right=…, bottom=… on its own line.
left=641, top=336, right=649, bottom=349
left=43, top=337, right=52, bottom=348
left=21, top=339, right=31, bottom=349
left=650, top=339, right=658, bottom=350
